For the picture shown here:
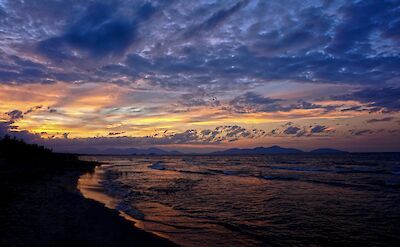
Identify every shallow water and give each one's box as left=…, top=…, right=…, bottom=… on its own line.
left=79, top=154, right=400, bottom=246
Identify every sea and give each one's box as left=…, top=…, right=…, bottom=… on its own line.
left=78, top=154, right=400, bottom=246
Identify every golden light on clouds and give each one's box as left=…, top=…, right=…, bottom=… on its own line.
left=1, top=80, right=399, bottom=152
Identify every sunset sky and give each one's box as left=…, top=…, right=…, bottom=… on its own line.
left=0, top=0, right=399, bottom=152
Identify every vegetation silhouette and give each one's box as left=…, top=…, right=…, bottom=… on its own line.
left=0, top=135, right=96, bottom=201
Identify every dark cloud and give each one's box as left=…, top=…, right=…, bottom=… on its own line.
left=227, top=92, right=334, bottom=113
left=340, top=106, right=363, bottom=112
left=350, top=129, right=375, bottom=136
left=310, top=125, right=328, bottom=133
left=328, top=0, right=400, bottom=55
left=108, top=132, right=125, bottom=136
left=123, top=46, right=399, bottom=92
left=228, top=92, right=282, bottom=113
left=250, top=6, right=331, bottom=56
left=24, top=105, right=43, bottom=114
left=366, top=117, right=395, bottom=124
left=283, top=126, right=301, bottom=135
left=0, top=121, right=41, bottom=142
left=159, top=125, right=266, bottom=144
left=333, top=87, right=400, bottom=112
left=37, top=2, right=157, bottom=59
left=270, top=123, right=334, bottom=137
left=349, top=128, right=388, bottom=136
left=0, top=122, right=10, bottom=137
left=183, top=0, right=248, bottom=38
left=5, top=106, right=43, bottom=122
left=6, top=110, right=24, bottom=121
left=176, top=88, right=220, bottom=108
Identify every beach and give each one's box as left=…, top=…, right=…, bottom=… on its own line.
left=1, top=137, right=399, bottom=247
left=0, top=155, right=177, bottom=247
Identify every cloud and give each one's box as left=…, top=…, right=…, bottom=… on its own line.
left=366, top=117, right=395, bottom=123
left=176, top=88, right=220, bottom=108
left=0, top=0, right=397, bottom=90
left=0, top=121, right=268, bottom=149
left=0, top=121, right=41, bottom=141
left=270, top=123, right=335, bottom=138
left=333, top=87, right=400, bottom=112
left=24, top=105, right=43, bottom=114
left=0, top=122, right=10, bottom=137
left=37, top=2, right=157, bottom=59
left=228, top=92, right=282, bottom=113
left=250, top=6, right=331, bottom=56
left=327, top=0, right=400, bottom=55
left=159, top=125, right=267, bottom=144
left=350, top=129, right=375, bottom=136
left=183, top=0, right=248, bottom=38
left=5, top=105, right=43, bottom=122
left=348, top=128, right=388, bottom=136
left=310, top=125, right=328, bottom=133
left=283, top=126, right=301, bottom=135
left=6, top=110, right=24, bottom=121
left=227, top=92, right=333, bottom=113
left=108, top=132, right=125, bottom=136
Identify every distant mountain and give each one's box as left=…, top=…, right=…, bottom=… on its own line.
left=309, top=148, right=348, bottom=154
left=76, top=146, right=348, bottom=155
left=143, top=148, right=183, bottom=155
left=210, top=145, right=304, bottom=155
left=78, top=147, right=182, bottom=155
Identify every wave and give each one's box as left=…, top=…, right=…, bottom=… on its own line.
left=334, top=166, right=388, bottom=174
left=391, top=170, right=400, bottom=175
left=115, top=201, right=145, bottom=220
left=206, top=169, right=243, bottom=176
left=176, top=170, right=214, bottom=175
left=146, top=165, right=244, bottom=177
left=270, top=166, right=330, bottom=172
left=261, top=175, right=377, bottom=190
left=385, top=179, right=400, bottom=186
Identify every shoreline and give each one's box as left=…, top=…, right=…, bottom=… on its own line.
left=0, top=156, right=178, bottom=247
left=77, top=163, right=171, bottom=241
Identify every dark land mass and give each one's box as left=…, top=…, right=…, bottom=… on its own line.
left=78, top=147, right=183, bottom=155
left=210, top=145, right=305, bottom=155
left=76, top=145, right=348, bottom=156
left=0, top=136, right=177, bottom=247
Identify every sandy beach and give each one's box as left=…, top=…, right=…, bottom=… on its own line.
left=0, top=155, right=177, bottom=247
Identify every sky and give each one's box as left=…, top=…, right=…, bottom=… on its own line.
left=0, top=0, right=400, bottom=153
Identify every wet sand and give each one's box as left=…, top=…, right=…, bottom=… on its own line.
left=78, top=165, right=154, bottom=237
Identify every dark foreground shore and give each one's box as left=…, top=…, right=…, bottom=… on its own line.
left=0, top=138, right=177, bottom=247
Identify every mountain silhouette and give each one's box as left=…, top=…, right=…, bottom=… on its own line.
left=76, top=145, right=348, bottom=155
left=210, top=145, right=304, bottom=155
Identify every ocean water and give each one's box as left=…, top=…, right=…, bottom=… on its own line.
left=79, top=154, right=400, bottom=246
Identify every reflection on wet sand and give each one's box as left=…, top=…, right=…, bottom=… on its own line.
left=78, top=165, right=169, bottom=240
